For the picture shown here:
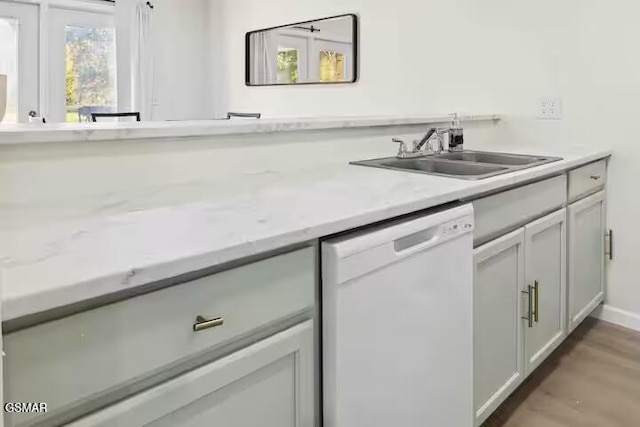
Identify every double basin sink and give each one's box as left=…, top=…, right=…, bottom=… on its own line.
left=351, top=150, right=563, bottom=180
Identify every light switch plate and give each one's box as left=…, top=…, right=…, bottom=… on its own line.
left=539, top=97, right=563, bottom=119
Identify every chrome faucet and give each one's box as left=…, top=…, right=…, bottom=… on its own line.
left=393, top=113, right=465, bottom=159
left=413, top=128, right=440, bottom=152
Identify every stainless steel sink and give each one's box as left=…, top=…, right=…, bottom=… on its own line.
left=351, top=150, right=563, bottom=180
left=380, top=158, right=508, bottom=177
left=435, top=151, right=557, bottom=166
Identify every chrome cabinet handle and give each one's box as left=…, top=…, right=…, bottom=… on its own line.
left=521, top=285, right=533, bottom=328
left=590, top=175, right=601, bottom=180
left=193, top=315, right=224, bottom=332
left=533, top=280, right=539, bottom=323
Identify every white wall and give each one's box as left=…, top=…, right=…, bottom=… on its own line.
left=214, top=0, right=570, bottom=122
left=206, top=0, right=228, bottom=118
left=212, top=0, right=640, bottom=321
left=117, top=0, right=211, bottom=120
left=152, top=0, right=211, bottom=120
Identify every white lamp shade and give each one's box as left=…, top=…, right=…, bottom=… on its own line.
left=0, top=74, right=6, bottom=123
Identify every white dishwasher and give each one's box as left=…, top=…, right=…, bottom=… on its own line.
left=322, top=203, right=474, bottom=427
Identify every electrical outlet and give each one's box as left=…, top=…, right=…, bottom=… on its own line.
left=539, top=97, right=563, bottom=119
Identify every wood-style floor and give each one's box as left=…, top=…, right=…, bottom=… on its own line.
left=483, top=318, right=640, bottom=427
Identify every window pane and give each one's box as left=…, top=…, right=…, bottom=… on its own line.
left=0, top=17, right=19, bottom=124
left=277, top=47, right=298, bottom=84
left=319, top=51, right=345, bottom=82
left=65, top=26, right=117, bottom=123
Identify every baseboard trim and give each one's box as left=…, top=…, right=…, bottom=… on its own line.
left=592, top=304, right=640, bottom=332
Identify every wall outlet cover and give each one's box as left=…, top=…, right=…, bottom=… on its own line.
left=539, top=97, right=563, bottom=119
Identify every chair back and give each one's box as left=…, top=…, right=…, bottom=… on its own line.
left=91, top=112, right=141, bottom=122
left=227, top=112, right=261, bottom=119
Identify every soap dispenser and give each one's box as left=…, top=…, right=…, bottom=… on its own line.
left=448, top=112, right=464, bottom=152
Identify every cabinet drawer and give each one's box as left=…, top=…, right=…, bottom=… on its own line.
left=473, top=175, right=567, bottom=246
left=4, top=247, right=315, bottom=427
left=568, top=159, right=606, bottom=202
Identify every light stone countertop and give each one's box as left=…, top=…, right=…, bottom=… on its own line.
left=0, top=114, right=499, bottom=144
left=0, top=139, right=610, bottom=321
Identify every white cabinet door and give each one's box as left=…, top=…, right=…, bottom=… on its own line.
left=473, top=229, right=525, bottom=426
left=69, top=321, right=315, bottom=427
left=523, top=209, right=567, bottom=377
left=568, top=191, right=606, bottom=332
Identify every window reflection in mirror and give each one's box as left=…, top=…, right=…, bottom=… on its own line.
left=246, top=14, right=358, bottom=86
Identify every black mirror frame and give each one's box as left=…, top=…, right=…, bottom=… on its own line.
left=245, top=13, right=359, bottom=87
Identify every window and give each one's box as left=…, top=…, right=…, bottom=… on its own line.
left=1, top=1, right=115, bottom=123
left=277, top=47, right=299, bottom=84
left=47, top=6, right=117, bottom=123
left=319, top=50, right=345, bottom=83
left=0, top=17, right=19, bottom=123
left=65, top=26, right=117, bottom=122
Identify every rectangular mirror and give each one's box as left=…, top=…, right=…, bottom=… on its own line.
left=245, top=14, right=358, bottom=86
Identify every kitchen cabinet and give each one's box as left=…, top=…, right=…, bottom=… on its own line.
left=473, top=208, right=567, bottom=426
left=69, top=321, right=315, bottom=427
left=4, top=247, right=316, bottom=427
left=471, top=159, right=611, bottom=425
left=568, top=191, right=606, bottom=332
left=473, top=229, right=525, bottom=426
left=523, top=209, right=567, bottom=376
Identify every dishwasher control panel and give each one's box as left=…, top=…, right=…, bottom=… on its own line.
left=439, top=216, right=474, bottom=237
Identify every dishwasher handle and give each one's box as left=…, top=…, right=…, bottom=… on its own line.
left=393, top=226, right=440, bottom=253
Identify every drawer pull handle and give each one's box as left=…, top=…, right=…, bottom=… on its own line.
left=590, top=175, right=601, bottom=180
left=193, top=315, right=224, bottom=332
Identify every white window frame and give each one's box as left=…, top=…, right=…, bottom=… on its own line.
left=0, top=0, right=40, bottom=122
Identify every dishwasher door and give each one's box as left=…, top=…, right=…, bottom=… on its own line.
left=322, top=204, right=474, bottom=427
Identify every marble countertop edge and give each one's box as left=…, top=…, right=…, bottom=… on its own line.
left=0, top=114, right=501, bottom=145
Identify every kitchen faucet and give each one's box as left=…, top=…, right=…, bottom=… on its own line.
left=393, top=113, right=464, bottom=158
